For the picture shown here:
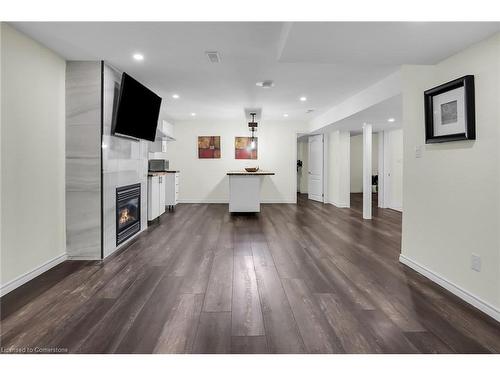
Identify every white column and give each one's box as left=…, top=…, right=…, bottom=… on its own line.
left=340, top=131, right=351, bottom=208
left=327, top=130, right=351, bottom=208
left=363, top=123, right=372, bottom=219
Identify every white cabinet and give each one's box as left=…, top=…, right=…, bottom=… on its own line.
left=229, top=175, right=261, bottom=212
left=148, top=174, right=166, bottom=222
left=227, top=171, right=275, bottom=213
left=148, top=176, right=159, bottom=221
left=165, top=172, right=179, bottom=210
left=159, top=175, right=166, bottom=215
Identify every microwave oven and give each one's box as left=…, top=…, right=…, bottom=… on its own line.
left=148, top=159, right=169, bottom=172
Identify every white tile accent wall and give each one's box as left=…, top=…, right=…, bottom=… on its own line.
left=65, top=61, right=101, bottom=259
left=65, top=61, right=149, bottom=260
left=101, top=64, right=149, bottom=258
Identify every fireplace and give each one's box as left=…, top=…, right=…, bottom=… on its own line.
left=116, top=183, right=141, bottom=245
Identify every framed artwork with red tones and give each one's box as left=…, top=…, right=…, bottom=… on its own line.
left=198, top=136, right=221, bottom=158
left=235, top=137, right=257, bottom=159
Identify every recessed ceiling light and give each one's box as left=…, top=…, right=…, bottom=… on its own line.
left=172, top=94, right=180, bottom=99
left=190, top=113, right=196, bottom=117
left=300, top=96, right=307, bottom=102
left=283, top=113, right=289, bottom=117
left=133, top=53, right=144, bottom=61
left=388, top=118, right=395, bottom=122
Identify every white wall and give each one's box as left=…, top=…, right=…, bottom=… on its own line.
left=350, top=133, right=378, bottom=193
left=1, top=24, right=66, bottom=291
left=383, top=129, right=403, bottom=210
left=0, top=23, right=3, bottom=288
left=297, top=139, right=309, bottom=194
left=169, top=120, right=307, bottom=203
left=327, top=130, right=350, bottom=207
left=401, top=33, right=500, bottom=318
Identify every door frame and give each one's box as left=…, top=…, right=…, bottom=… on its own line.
left=378, top=131, right=386, bottom=208
left=307, top=133, right=327, bottom=203
left=295, top=131, right=325, bottom=204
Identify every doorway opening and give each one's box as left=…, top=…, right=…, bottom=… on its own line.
left=297, top=136, right=309, bottom=195
left=350, top=132, right=379, bottom=214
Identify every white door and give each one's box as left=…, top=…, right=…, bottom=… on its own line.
left=308, top=134, right=324, bottom=202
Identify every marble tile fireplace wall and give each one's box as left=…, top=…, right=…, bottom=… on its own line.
left=66, top=61, right=148, bottom=260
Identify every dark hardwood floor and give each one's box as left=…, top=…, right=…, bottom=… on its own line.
left=2, top=193, right=500, bottom=354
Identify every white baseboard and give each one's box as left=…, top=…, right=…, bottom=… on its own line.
left=67, top=255, right=100, bottom=261
left=0, top=253, right=67, bottom=297
left=328, top=200, right=350, bottom=208
left=399, top=254, right=500, bottom=322
left=261, top=199, right=295, bottom=204
left=179, top=199, right=295, bottom=204
left=389, top=206, right=403, bottom=212
left=179, top=199, right=228, bottom=204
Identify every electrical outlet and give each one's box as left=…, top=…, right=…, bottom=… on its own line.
left=471, top=254, right=481, bottom=272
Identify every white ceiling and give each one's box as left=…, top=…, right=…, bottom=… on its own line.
left=279, top=22, right=500, bottom=64
left=328, top=95, right=403, bottom=136
left=10, top=22, right=500, bottom=122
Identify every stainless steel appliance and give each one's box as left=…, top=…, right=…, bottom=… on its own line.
left=148, top=159, right=169, bottom=172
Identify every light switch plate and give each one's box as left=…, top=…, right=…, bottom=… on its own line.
left=415, top=145, right=424, bottom=158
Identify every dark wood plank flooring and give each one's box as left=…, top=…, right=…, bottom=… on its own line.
left=2, top=193, right=500, bottom=353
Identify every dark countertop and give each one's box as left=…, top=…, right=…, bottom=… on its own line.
left=226, top=171, right=275, bottom=176
left=148, top=170, right=180, bottom=176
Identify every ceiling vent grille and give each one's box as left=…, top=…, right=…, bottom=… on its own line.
left=206, top=51, right=221, bottom=63
left=256, top=80, right=275, bottom=88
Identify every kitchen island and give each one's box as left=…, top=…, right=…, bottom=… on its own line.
left=227, top=170, right=275, bottom=213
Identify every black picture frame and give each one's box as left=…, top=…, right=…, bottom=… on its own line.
left=424, top=75, right=475, bottom=144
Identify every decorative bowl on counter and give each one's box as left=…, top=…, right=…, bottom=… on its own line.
left=245, top=167, right=259, bottom=172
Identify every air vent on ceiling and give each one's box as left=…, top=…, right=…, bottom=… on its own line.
left=256, top=80, right=275, bottom=88
left=306, top=109, right=315, bottom=114
left=206, top=51, right=221, bottom=63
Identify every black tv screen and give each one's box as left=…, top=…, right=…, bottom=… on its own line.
left=112, top=73, right=162, bottom=142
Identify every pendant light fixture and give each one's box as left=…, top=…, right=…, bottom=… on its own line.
left=248, top=112, right=258, bottom=149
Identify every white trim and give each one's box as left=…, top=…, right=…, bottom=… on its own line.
left=389, top=206, right=403, bottom=212
left=0, top=253, right=67, bottom=297
left=67, top=255, right=100, bottom=261
left=323, top=132, right=328, bottom=204
left=399, top=254, right=500, bottom=322
left=261, top=199, right=296, bottom=204
left=362, top=124, right=372, bottom=220
left=328, top=200, right=350, bottom=208
left=179, top=199, right=228, bottom=204
left=378, top=130, right=386, bottom=208
left=179, top=199, right=296, bottom=204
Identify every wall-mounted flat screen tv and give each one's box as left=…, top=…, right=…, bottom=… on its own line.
left=112, top=72, right=162, bottom=142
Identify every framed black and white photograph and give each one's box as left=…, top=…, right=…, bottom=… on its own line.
left=424, top=75, right=476, bottom=143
